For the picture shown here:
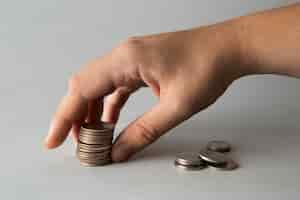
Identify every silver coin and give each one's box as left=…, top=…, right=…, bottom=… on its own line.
left=77, top=152, right=111, bottom=159
left=78, top=146, right=112, bottom=153
left=175, top=152, right=205, bottom=166
left=77, top=144, right=112, bottom=151
left=76, top=149, right=111, bottom=156
left=198, top=149, right=228, bottom=167
left=78, top=157, right=111, bottom=163
left=78, top=138, right=112, bottom=144
left=78, top=144, right=112, bottom=149
left=78, top=158, right=111, bottom=163
left=79, top=137, right=112, bottom=145
left=78, top=155, right=111, bottom=160
left=78, top=142, right=112, bottom=149
left=79, top=159, right=112, bottom=167
left=78, top=141, right=112, bottom=147
left=79, top=134, right=113, bottom=141
left=79, top=133, right=113, bottom=138
left=76, top=150, right=111, bottom=158
left=79, top=129, right=113, bottom=136
left=217, top=159, right=239, bottom=171
left=79, top=131, right=113, bottom=137
left=79, top=133, right=112, bottom=139
left=78, top=149, right=111, bottom=154
left=174, top=161, right=207, bottom=171
left=78, top=138, right=112, bottom=145
left=81, top=121, right=114, bottom=132
left=206, top=140, right=231, bottom=153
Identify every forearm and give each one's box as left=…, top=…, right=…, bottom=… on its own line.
left=234, top=3, right=300, bottom=77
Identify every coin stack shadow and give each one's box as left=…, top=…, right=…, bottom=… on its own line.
left=76, top=122, right=114, bottom=167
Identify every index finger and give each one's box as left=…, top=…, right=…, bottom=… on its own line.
left=44, top=56, right=117, bottom=149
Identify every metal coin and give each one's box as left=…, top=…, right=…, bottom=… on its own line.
left=76, top=122, right=114, bottom=167
left=79, top=159, right=112, bottom=167
left=78, top=146, right=112, bottom=153
left=79, top=134, right=113, bottom=141
left=79, top=137, right=113, bottom=143
left=78, top=156, right=111, bottom=163
left=77, top=152, right=111, bottom=159
left=78, top=157, right=111, bottom=161
left=76, top=149, right=111, bottom=157
left=175, top=152, right=205, bottom=166
left=78, top=144, right=112, bottom=149
left=206, top=140, right=231, bottom=153
left=79, top=131, right=113, bottom=137
left=78, top=141, right=112, bottom=147
left=79, top=129, right=113, bottom=136
left=79, top=138, right=112, bottom=145
left=81, top=121, right=114, bottom=132
left=198, top=149, right=228, bottom=167
left=78, top=139, right=112, bottom=145
left=174, top=161, right=207, bottom=171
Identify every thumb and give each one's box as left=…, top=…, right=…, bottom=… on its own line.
left=112, top=101, right=189, bottom=162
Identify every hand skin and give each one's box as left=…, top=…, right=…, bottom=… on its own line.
left=44, top=3, right=300, bottom=162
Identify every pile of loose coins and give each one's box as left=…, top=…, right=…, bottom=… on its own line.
left=174, top=140, right=238, bottom=171
left=76, top=122, right=114, bottom=167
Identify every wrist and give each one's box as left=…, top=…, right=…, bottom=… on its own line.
left=231, top=4, right=300, bottom=78
left=192, top=21, right=247, bottom=80
left=230, top=16, right=262, bottom=76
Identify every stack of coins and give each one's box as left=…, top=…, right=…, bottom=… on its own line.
left=76, top=122, right=114, bottom=167
left=174, top=140, right=239, bottom=171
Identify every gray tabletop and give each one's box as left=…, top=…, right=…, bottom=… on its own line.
left=1, top=0, right=300, bottom=199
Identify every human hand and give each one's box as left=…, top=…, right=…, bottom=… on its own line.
left=44, top=22, right=242, bottom=162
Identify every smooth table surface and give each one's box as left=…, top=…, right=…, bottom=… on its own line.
left=2, top=101, right=300, bottom=199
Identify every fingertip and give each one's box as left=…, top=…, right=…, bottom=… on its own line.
left=111, top=141, right=132, bottom=162
left=43, top=131, right=60, bottom=150
left=43, top=139, right=50, bottom=150
left=43, top=137, right=60, bottom=149
left=43, top=128, right=66, bottom=149
left=43, top=132, right=53, bottom=150
left=43, top=122, right=58, bottom=149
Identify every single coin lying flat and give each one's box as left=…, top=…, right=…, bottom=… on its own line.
left=174, top=152, right=208, bottom=170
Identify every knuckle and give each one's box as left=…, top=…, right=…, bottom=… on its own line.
left=134, top=120, right=158, bottom=145
left=124, top=36, right=144, bottom=49
left=119, top=36, right=146, bottom=61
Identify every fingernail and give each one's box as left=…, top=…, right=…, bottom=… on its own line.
left=43, top=134, right=51, bottom=149
left=43, top=122, right=56, bottom=149
left=43, top=139, right=49, bottom=150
